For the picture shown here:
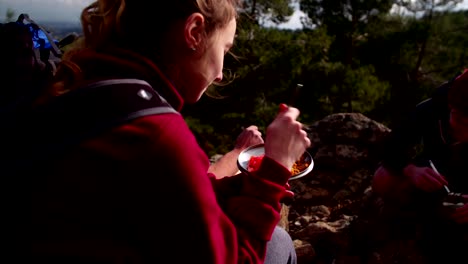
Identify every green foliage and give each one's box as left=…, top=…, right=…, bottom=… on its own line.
left=356, top=10, right=467, bottom=125
left=3, top=2, right=465, bottom=159
left=300, top=0, right=393, bottom=33
left=181, top=7, right=467, bottom=156
left=301, top=62, right=389, bottom=114
left=184, top=116, right=233, bottom=156
left=4, top=8, right=15, bottom=22
left=396, top=0, right=462, bottom=13
left=240, top=0, right=295, bottom=24
left=342, top=65, right=390, bottom=113
left=423, top=10, right=468, bottom=77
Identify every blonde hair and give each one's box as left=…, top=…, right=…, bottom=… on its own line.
left=44, top=0, right=240, bottom=99
left=81, top=0, right=240, bottom=51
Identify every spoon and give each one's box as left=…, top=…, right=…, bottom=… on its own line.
left=429, top=160, right=451, bottom=194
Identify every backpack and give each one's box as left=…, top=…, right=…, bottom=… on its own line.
left=17, top=13, right=63, bottom=75
left=1, top=78, right=179, bottom=259
left=0, top=13, right=82, bottom=114
left=3, top=78, right=179, bottom=174
left=0, top=14, right=62, bottom=113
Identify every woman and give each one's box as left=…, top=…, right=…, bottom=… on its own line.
left=27, top=0, right=311, bottom=263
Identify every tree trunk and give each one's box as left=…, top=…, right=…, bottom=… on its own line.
left=411, top=2, right=434, bottom=82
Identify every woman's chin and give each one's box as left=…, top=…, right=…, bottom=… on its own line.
left=186, top=95, right=203, bottom=104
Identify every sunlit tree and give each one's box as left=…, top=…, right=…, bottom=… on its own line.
left=5, top=8, right=15, bottom=22
left=239, top=0, right=295, bottom=25
left=393, top=0, right=462, bottom=81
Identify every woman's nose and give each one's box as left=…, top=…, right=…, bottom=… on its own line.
left=214, top=72, right=223, bottom=82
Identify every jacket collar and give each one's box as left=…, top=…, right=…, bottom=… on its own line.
left=70, top=47, right=184, bottom=112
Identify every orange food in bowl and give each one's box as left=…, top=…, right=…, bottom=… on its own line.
left=291, top=154, right=310, bottom=175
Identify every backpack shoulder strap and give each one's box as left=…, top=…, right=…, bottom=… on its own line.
left=72, top=78, right=179, bottom=123
left=37, top=78, right=178, bottom=144
left=8, top=78, right=178, bottom=169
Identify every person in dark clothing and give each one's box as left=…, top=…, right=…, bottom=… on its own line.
left=372, top=69, right=468, bottom=263
left=0, top=21, right=51, bottom=115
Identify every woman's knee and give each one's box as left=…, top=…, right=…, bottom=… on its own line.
left=264, top=226, right=297, bottom=264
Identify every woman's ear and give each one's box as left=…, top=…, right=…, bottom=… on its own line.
left=184, top=13, right=205, bottom=51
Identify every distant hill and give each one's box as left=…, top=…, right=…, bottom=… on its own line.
left=39, top=21, right=82, bottom=40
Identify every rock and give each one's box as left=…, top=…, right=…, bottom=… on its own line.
left=288, top=113, right=391, bottom=264
left=307, top=113, right=390, bottom=170
left=294, top=240, right=316, bottom=263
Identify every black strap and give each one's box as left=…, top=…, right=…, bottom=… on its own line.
left=7, top=78, right=178, bottom=170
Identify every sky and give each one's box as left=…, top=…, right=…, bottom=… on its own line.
left=0, top=0, right=93, bottom=23
left=273, top=0, right=468, bottom=29
left=1, top=0, right=468, bottom=28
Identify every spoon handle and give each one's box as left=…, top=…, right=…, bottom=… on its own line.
left=429, top=160, right=450, bottom=194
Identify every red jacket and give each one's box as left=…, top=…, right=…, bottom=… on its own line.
left=30, top=48, right=292, bottom=263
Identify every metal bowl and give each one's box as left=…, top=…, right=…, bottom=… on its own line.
left=442, top=202, right=465, bottom=209
left=237, top=144, right=314, bottom=181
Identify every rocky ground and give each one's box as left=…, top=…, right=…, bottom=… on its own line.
left=279, top=113, right=429, bottom=264
left=214, top=112, right=455, bottom=264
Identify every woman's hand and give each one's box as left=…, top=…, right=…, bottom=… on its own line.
left=451, top=203, right=468, bottom=224
left=234, top=125, right=264, bottom=152
left=208, top=125, right=263, bottom=178
left=403, top=164, right=448, bottom=192
left=264, top=104, right=311, bottom=171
